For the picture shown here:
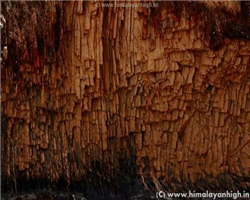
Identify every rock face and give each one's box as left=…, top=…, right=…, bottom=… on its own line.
left=1, top=1, right=250, bottom=197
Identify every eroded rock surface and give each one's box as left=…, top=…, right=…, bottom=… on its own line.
left=1, top=1, right=250, bottom=198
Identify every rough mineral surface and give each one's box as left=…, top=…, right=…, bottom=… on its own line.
left=1, top=1, right=250, bottom=198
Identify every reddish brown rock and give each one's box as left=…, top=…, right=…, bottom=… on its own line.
left=1, top=0, right=250, bottom=196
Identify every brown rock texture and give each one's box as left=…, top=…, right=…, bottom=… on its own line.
left=1, top=0, right=250, bottom=197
